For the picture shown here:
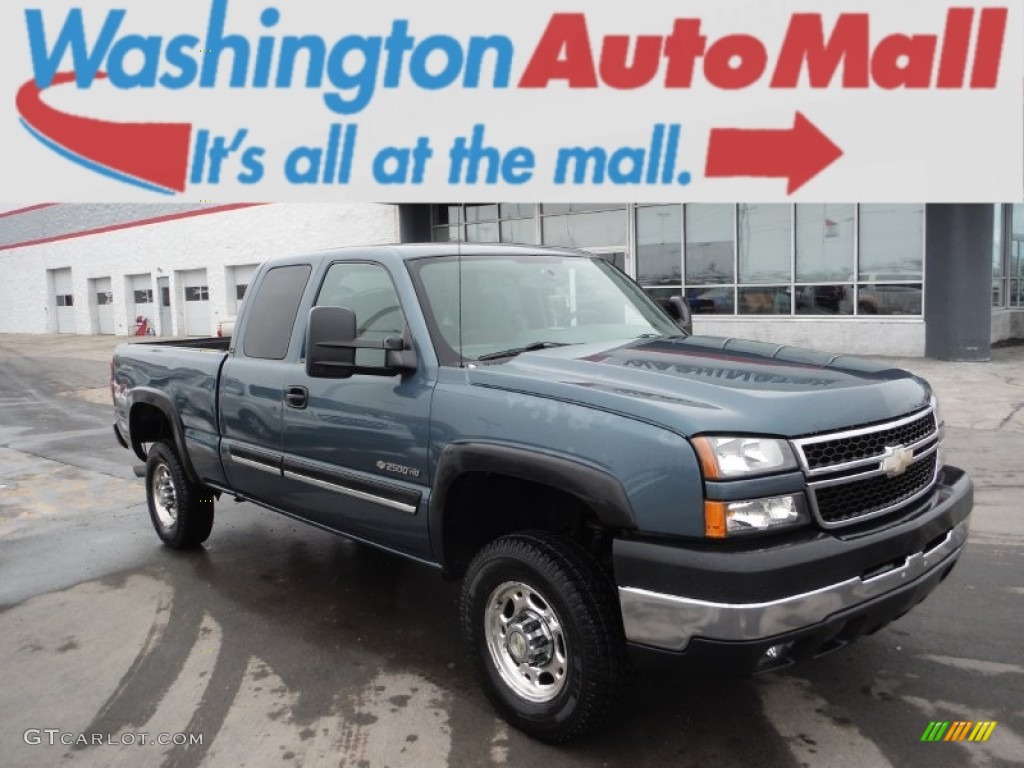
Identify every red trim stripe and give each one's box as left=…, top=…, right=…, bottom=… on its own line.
left=0, top=203, right=57, bottom=220
left=0, top=203, right=267, bottom=253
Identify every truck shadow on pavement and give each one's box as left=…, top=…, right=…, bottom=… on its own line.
left=68, top=505, right=1016, bottom=768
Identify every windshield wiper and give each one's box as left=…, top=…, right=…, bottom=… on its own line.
left=475, top=341, right=577, bottom=362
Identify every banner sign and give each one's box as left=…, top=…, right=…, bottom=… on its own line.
left=1, top=0, right=1021, bottom=202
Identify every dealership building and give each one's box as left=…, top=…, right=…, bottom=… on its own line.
left=0, top=202, right=1020, bottom=360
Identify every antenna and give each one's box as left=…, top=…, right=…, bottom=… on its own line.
left=457, top=203, right=464, bottom=367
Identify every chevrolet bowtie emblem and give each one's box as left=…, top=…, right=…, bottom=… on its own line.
left=881, top=446, right=914, bottom=477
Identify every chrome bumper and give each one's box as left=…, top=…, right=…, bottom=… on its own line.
left=619, top=519, right=969, bottom=652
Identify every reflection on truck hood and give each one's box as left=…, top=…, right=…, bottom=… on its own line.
left=466, top=336, right=931, bottom=438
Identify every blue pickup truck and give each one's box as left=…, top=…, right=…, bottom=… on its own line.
left=111, top=244, right=972, bottom=742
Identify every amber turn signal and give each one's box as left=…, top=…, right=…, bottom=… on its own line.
left=704, top=501, right=728, bottom=539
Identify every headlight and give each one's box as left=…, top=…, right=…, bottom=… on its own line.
left=692, top=436, right=799, bottom=478
left=930, top=394, right=944, bottom=428
left=705, top=494, right=809, bottom=538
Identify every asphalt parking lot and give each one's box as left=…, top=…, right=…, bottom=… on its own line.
left=0, top=334, right=1021, bottom=768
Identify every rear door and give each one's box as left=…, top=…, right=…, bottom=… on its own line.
left=220, top=262, right=313, bottom=503
left=277, top=260, right=435, bottom=560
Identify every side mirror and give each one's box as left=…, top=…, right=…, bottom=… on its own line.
left=306, top=306, right=417, bottom=379
left=665, top=296, right=693, bottom=335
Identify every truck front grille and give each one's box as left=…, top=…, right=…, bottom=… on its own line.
left=793, top=406, right=941, bottom=529
left=812, top=453, right=938, bottom=525
left=801, top=411, right=936, bottom=471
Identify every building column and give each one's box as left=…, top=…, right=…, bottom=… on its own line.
left=925, top=204, right=994, bottom=361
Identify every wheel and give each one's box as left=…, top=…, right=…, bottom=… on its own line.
left=460, top=531, right=629, bottom=743
left=145, top=440, right=214, bottom=549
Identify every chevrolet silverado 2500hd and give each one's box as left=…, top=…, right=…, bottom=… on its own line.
left=111, top=244, right=972, bottom=742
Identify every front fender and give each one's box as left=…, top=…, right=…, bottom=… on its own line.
left=429, top=441, right=637, bottom=567
left=428, top=380, right=707, bottom=559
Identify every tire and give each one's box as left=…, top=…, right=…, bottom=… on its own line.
left=145, top=440, right=214, bottom=549
left=460, top=531, right=629, bottom=743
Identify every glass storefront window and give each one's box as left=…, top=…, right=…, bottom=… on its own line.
left=796, top=204, right=855, bottom=283
left=738, top=204, right=791, bottom=284
left=859, top=204, right=924, bottom=280
left=429, top=203, right=931, bottom=318
left=466, top=222, right=499, bottom=242
left=542, top=203, right=626, bottom=214
left=433, top=205, right=463, bottom=226
left=464, top=204, right=499, bottom=222
left=993, top=206, right=1005, bottom=278
left=993, top=204, right=1005, bottom=308
left=685, top=204, right=734, bottom=284
left=433, top=204, right=537, bottom=244
left=686, top=286, right=735, bottom=314
left=1011, top=279, right=1023, bottom=307
left=636, top=205, right=681, bottom=287
left=795, top=285, right=854, bottom=316
left=738, top=286, right=791, bottom=315
left=432, top=225, right=460, bottom=243
left=542, top=209, right=628, bottom=248
left=500, top=204, right=535, bottom=219
left=857, top=283, right=923, bottom=315
left=500, top=218, right=536, bottom=244
left=1012, top=204, right=1024, bottom=280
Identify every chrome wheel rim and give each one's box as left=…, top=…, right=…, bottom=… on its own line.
left=485, top=581, right=568, bottom=703
left=151, top=464, right=177, bottom=529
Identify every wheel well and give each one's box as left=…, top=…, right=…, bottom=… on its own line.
left=129, top=403, right=173, bottom=461
left=441, top=472, right=613, bottom=578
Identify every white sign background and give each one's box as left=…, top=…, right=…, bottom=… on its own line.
left=0, top=0, right=1021, bottom=202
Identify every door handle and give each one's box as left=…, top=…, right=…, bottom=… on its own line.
left=285, top=386, right=309, bottom=409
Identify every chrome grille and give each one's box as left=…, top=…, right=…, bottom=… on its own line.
left=801, top=411, right=936, bottom=471
left=813, top=454, right=938, bottom=525
left=793, top=407, right=941, bottom=528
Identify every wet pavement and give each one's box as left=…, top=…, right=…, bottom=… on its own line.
left=0, top=334, right=1021, bottom=768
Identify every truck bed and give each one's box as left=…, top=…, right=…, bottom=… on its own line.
left=112, top=340, right=232, bottom=487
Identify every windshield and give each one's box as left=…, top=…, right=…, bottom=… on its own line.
left=408, top=254, right=682, bottom=364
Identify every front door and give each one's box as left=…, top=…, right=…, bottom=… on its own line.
left=93, top=277, right=115, bottom=334
left=53, top=268, right=75, bottom=333
left=279, top=260, right=434, bottom=560
left=157, top=277, right=172, bottom=336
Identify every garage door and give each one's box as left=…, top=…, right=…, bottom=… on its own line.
left=182, top=269, right=210, bottom=337
left=52, top=268, right=75, bottom=334
left=93, top=277, right=115, bottom=335
left=130, top=274, right=155, bottom=335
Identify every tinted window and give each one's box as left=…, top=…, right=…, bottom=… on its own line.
left=315, top=262, right=406, bottom=367
left=243, top=265, right=312, bottom=360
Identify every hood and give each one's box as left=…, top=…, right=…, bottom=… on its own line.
left=466, top=336, right=931, bottom=438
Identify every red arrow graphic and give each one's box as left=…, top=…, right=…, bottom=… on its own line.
left=16, top=72, right=192, bottom=193
left=705, top=112, right=843, bottom=194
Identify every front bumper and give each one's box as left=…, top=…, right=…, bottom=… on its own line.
left=615, top=466, right=972, bottom=671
